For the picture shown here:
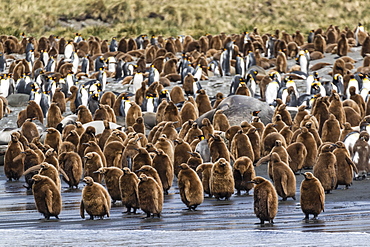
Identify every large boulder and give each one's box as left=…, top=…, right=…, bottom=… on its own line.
left=196, top=95, right=274, bottom=126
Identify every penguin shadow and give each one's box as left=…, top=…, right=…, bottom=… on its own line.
left=180, top=208, right=204, bottom=216
left=139, top=215, right=163, bottom=222
left=254, top=222, right=277, bottom=228
left=208, top=198, right=235, bottom=207
left=4, top=180, right=28, bottom=194
left=233, top=190, right=253, bottom=197
left=38, top=218, right=60, bottom=222
left=62, top=187, right=81, bottom=193
left=302, top=218, right=325, bottom=227
left=111, top=201, right=123, bottom=207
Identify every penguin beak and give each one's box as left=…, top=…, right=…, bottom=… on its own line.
left=92, top=171, right=100, bottom=174
left=247, top=180, right=255, bottom=184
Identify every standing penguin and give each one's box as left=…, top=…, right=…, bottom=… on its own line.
left=58, top=151, right=83, bottom=189
left=296, top=127, right=317, bottom=169
left=196, top=163, right=213, bottom=197
left=152, top=149, right=173, bottom=195
left=94, top=167, right=123, bottom=204
left=270, top=152, right=296, bottom=201
left=209, top=134, right=230, bottom=162
left=83, top=152, right=103, bottom=183
left=213, top=110, right=230, bottom=131
left=119, top=167, right=140, bottom=214
left=4, top=132, right=24, bottom=181
left=233, top=156, right=255, bottom=195
left=210, top=158, right=234, bottom=200
left=138, top=174, right=163, bottom=218
left=178, top=163, right=204, bottom=210
left=337, top=33, right=349, bottom=57
left=250, top=176, right=278, bottom=225
left=352, top=134, right=370, bottom=178
left=44, top=127, right=62, bottom=153
left=321, top=114, right=341, bottom=143
left=333, top=141, right=358, bottom=189
left=174, top=138, right=192, bottom=177
left=313, top=144, right=337, bottom=194
left=31, top=174, right=62, bottom=220
left=286, top=142, right=307, bottom=173
left=133, top=147, right=152, bottom=171
left=296, top=50, right=309, bottom=75
left=300, top=172, right=325, bottom=220
left=80, top=176, right=111, bottom=220
left=230, top=129, right=254, bottom=161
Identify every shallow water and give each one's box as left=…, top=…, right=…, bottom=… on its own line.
left=2, top=163, right=370, bottom=246
left=1, top=229, right=370, bottom=246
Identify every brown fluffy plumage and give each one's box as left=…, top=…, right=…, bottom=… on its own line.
left=313, top=144, right=337, bottom=193
left=178, top=163, right=204, bottom=210
left=300, top=172, right=325, bottom=220
left=138, top=174, right=163, bottom=218
left=32, top=174, right=62, bottom=219
left=119, top=167, right=140, bottom=214
left=80, top=176, right=111, bottom=220
left=58, top=151, right=83, bottom=189
left=251, top=176, right=278, bottom=224
left=233, top=156, right=255, bottom=195
left=210, top=158, right=234, bottom=200
left=95, top=167, right=123, bottom=203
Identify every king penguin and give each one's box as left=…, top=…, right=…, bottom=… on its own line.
left=296, top=50, right=309, bottom=76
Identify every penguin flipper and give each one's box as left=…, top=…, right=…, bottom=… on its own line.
left=179, top=179, right=191, bottom=205
left=59, top=168, right=70, bottom=182
left=346, top=156, right=359, bottom=174
left=280, top=173, right=288, bottom=198
left=80, top=200, right=85, bottom=219
left=196, top=81, right=202, bottom=91
left=45, top=189, right=54, bottom=215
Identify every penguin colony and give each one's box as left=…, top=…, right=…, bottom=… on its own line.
left=1, top=24, right=370, bottom=224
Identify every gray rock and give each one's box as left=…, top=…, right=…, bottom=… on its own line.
left=7, top=94, right=29, bottom=107
left=196, top=95, right=274, bottom=126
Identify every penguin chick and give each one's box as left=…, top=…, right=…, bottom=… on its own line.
left=333, top=141, right=358, bottom=189
left=94, top=167, right=123, bottom=204
left=32, top=174, right=62, bottom=220
left=270, top=152, right=296, bottom=201
left=313, top=144, right=337, bottom=194
left=210, top=158, right=234, bottom=200
left=80, top=176, right=111, bottom=220
left=152, top=149, right=173, bottom=195
left=196, top=163, right=213, bottom=197
left=138, top=174, right=163, bottom=218
left=83, top=152, right=103, bottom=183
left=119, top=167, right=140, bottom=214
left=233, top=156, right=255, bottom=195
left=4, top=132, right=24, bottom=181
left=58, top=151, right=83, bottom=189
left=300, top=172, right=325, bottom=220
left=250, top=176, right=278, bottom=225
left=178, top=163, right=204, bottom=210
